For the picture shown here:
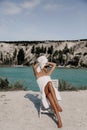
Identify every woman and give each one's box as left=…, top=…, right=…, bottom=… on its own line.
left=33, top=55, right=62, bottom=128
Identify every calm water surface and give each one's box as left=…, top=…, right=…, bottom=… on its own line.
left=0, top=67, right=87, bottom=91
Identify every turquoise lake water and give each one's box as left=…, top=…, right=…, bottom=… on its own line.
left=0, top=67, right=87, bottom=91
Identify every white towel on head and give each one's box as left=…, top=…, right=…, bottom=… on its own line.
left=37, top=66, right=41, bottom=73
left=37, top=55, right=48, bottom=69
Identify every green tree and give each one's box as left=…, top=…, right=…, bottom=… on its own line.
left=63, top=44, right=69, bottom=54
left=41, top=45, right=46, bottom=53
left=31, top=45, right=35, bottom=54
left=53, top=50, right=59, bottom=57
left=3, top=58, right=10, bottom=65
left=47, top=45, right=53, bottom=54
left=58, top=50, right=63, bottom=65
left=17, top=48, right=25, bottom=65
left=44, top=47, right=46, bottom=53
left=13, top=49, right=17, bottom=60
left=35, top=46, right=41, bottom=55
left=0, top=52, right=3, bottom=61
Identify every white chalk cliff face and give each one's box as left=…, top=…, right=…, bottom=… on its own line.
left=0, top=40, right=87, bottom=67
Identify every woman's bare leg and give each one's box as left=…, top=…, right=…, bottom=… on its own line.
left=44, top=83, right=62, bottom=128
left=45, top=81, right=62, bottom=112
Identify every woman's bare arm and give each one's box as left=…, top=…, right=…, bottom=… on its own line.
left=32, top=62, right=39, bottom=76
left=46, top=62, right=56, bottom=75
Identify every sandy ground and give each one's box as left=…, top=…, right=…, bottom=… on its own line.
left=0, top=90, right=87, bottom=130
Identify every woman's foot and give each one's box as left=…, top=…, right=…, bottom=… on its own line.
left=56, top=113, right=62, bottom=128
left=58, top=119, right=62, bottom=128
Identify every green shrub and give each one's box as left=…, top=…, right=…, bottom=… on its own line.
left=78, top=86, right=87, bottom=90
left=58, top=79, right=87, bottom=91
left=10, top=81, right=27, bottom=91
left=0, top=78, right=10, bottom=90
left=58, top=80, right=78, bottom=91
left=0, top=77, right=27, bottom=91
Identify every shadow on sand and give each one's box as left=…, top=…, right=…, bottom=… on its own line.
left=24, top=93, right=40, bottom=113
left=24, top=93, right=57, bottom=125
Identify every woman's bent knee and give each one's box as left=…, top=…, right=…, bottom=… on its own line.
left=44, top=81, right=52, bottom=95
left=47, top=81, right=52, bottom=86
left=47, top=81, right=54, bottom=91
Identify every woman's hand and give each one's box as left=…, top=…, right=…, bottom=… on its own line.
left=47, top=62, right=56, bottom=67
left=46, top=62, right=56, bottom=75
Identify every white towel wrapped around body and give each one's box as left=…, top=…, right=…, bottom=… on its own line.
left=37, top=76, right=62, bottom=109
left=36, top=55, right=61, bottom=108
